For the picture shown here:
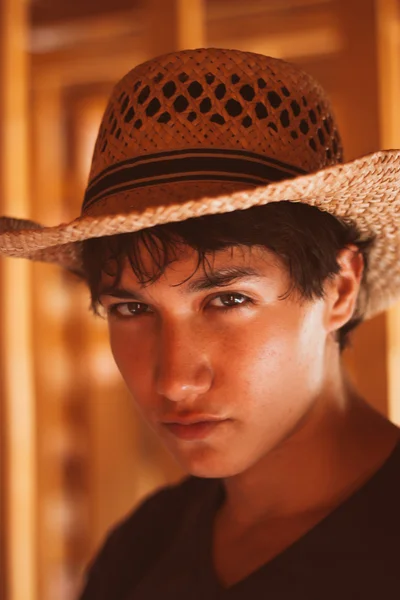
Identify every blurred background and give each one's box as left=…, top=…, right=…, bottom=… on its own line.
left=1, top=0, right=400, bottom=598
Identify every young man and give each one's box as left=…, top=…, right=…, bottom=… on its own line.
left=1, top=48, right=400, bottom=598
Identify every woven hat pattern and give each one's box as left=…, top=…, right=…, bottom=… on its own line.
left=90, top=49, right=342, bottom=184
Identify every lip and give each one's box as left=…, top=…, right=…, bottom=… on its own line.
left=163, top=420, right=228, bottom=441
left=162, top=414, right=224, bottom=425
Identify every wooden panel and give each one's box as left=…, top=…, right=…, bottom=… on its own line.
left=30, top=0, right=141, bottom=25
left=333, top=0, right=386, bottom=416
left=30, top=0, right=332, bottom=29
left=0, top=315, right=6, bottom=600
left=145, top=0, right=205, bottom=55
left=208, top=0, right=342, bottom=58
left=30, top=82, right=82, bottom=600
left=376, top=0, right=400, bottom=425
left=0, top=0, right=36, bottom=599
left=31, top=45, right=145, bottom=89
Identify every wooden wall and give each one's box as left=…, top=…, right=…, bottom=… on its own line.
left=1, top=1, right=400, bottom=599
left=377, top=0, right=400, bottom=425
left=0, top=1, right=37, bottom=599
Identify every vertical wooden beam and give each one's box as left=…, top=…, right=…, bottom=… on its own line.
left=376, top=0, right=400, bottom=425
left=62, top=91, right=105, bottom=583
left=376, top=0, right=400, bottom=143
left=0, top=0, right=37, bottom=599
left=145, top=0, right=205, bottom=56
left=335, top=0, right=381, bottom=158
left=30, top=82, right=70, bottom=600
left=331, top=0, right=388, bottom=417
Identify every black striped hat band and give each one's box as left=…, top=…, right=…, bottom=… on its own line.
left=83, top=148, right=306, bottom=211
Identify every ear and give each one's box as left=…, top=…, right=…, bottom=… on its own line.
left=324, top=245, right=364, bottom=334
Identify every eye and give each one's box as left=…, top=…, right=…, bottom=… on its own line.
left=108, top=302, right=151, bottom=318
left=209, top=293, right=253, bottom=309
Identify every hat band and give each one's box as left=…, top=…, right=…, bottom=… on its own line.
left=83, top=148, right=306, bottom=212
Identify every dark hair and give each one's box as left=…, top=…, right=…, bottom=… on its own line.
left=82, top=201, right=374, bottom=350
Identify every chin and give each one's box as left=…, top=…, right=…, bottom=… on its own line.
left=167, top=444, right=251, bottom=479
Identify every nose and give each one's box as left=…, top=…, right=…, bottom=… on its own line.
left=154, top=319, right=213, bottom=403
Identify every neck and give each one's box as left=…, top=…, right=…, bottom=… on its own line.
left=220, top=369, right=399, bottom=527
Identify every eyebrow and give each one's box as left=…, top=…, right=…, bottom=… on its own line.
left=186, top=266, right=263, bottom=292
left=98, top=266, right=264, bottom=301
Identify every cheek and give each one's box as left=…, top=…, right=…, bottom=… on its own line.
left=225, top=306, right=327, bottom=413
left=109, top=326, right=154, bottom=399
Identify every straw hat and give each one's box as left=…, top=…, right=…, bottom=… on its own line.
left=1, top=48, right=400, bottom=318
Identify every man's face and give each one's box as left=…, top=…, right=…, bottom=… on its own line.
left=99, top=243, right=333, bottom=478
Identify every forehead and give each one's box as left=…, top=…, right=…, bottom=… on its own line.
left=101, top=239, right=284, bottom=290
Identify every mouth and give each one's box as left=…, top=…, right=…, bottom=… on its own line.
left=162, top=419, right=229, bottom=441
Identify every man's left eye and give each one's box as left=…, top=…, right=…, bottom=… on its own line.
left=209, top=293, right=252, bottom=308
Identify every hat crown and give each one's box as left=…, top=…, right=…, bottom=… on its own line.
left=90, top=48, right=342, bottom=185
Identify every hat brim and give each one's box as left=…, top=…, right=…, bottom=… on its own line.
left=1, top=149, right=400, bottom=319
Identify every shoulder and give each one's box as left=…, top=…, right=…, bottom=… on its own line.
left=78, top=476, right=214, bottom=600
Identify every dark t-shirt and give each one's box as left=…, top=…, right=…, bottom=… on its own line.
left=79, top=442, right=400, bottom=599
